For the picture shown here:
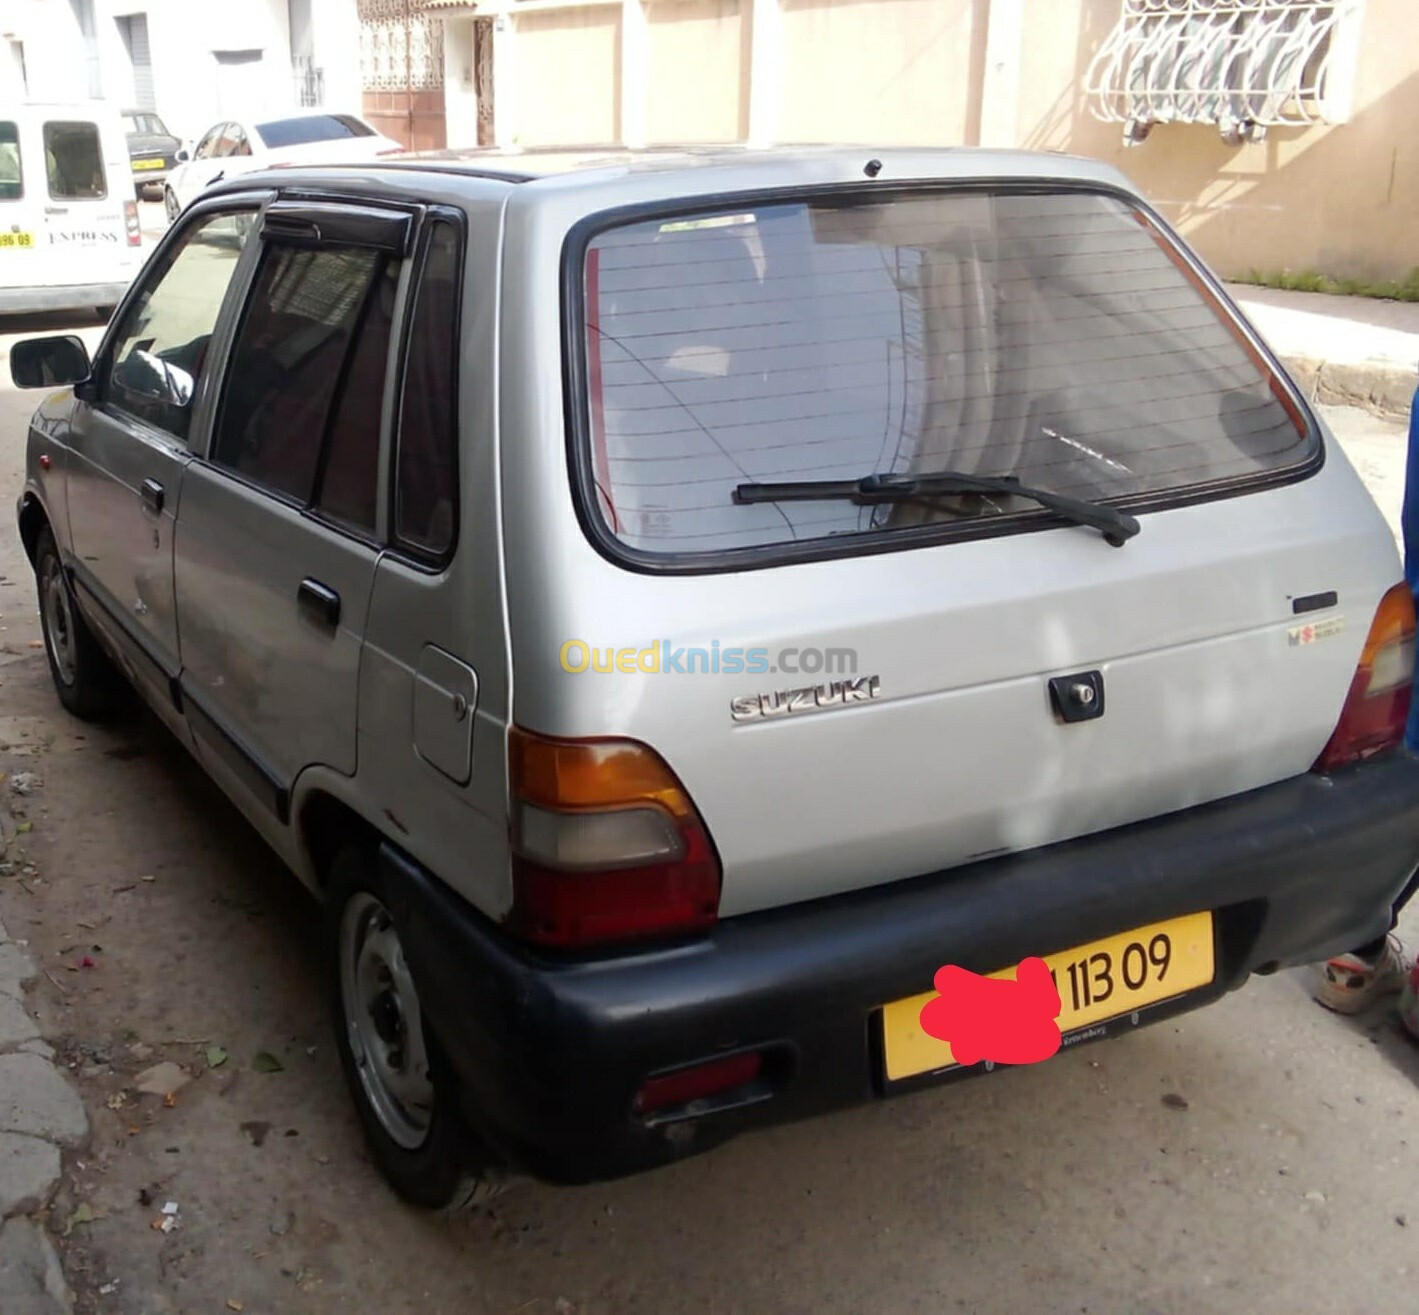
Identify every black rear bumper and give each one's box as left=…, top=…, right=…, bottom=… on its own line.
left=384, top=754, right=1419, bottom=1185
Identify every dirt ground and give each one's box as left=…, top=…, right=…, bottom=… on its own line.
left=0, top=316, right=1416, bottom=1314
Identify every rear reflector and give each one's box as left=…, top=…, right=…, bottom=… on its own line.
left=634, top=1051, right=763, bottom=1115
left=506, top=728, right=721, bottom=948
left=1313, top=582, right=1416, bottom=772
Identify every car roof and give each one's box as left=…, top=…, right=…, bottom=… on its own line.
left=225, top=143, right=1136, bottom=198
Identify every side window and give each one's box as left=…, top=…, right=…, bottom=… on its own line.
left=212, top=242, right=395, bottom=516
left=194, top=127, right=221, bottom=160
left=44, top=121, right=106, bottom=199
left=229, top=126, right=252, bottom=158
left=394, top=219, right=462, bottom=557
left=103, top=211, right=255, bottom=441
left=0, top=121, right=22, bottom=201
left=315, top=258, right=399, bottom=531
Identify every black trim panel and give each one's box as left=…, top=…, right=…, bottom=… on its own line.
left=260, top=201, right=415, bottom=255
left=182, top=683, right=291, bottom=824
left=70, top=571, right=179, bottom=705
left=558, top=179, right=1325, bottom=577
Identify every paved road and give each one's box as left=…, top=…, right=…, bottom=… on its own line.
left=0, top=331, right=1414, bottom=1315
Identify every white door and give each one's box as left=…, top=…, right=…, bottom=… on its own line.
left=32, top=116, right=139, bottom=289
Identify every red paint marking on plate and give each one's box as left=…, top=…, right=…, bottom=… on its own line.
left=917, top=957, right=1063, bottom=1066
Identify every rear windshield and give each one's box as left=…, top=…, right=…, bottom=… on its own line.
left=0, top=122, right=20, bottom=200
left=255, top=115, right=374, bottom=149
left=576, top=189, right=1314, bottom=561
left=44, top=121, right=106, bottom=199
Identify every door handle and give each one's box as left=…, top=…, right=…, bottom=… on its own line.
left=140, top=478, right=165, bottom=516
left=298, top=578, right=341, bottom=632
left=207, top=171, right=225, bottom=185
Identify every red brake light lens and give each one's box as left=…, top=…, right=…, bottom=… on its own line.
left=1313, top=582, right=1415, bottom=772
left=506, top=728, right=721, bottom=948
left=634, top=1052, right=763, bottom=1116
left=123, top=200, right=141, bottom=247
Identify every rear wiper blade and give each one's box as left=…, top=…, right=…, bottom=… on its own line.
left=734, top=469, right=1141, bottom=548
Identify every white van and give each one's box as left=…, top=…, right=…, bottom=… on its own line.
left=0, top=101, right=144, bottom=315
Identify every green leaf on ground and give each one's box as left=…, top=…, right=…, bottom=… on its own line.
left=251, top=1051, right=284, bottom=1074
left=205, top=1045, right=228, bottom=1069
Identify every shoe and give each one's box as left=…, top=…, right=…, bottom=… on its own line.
left=1399, top=958, right=1419, bottom=1040
left=1313, top=934, right=1411, bottom=1014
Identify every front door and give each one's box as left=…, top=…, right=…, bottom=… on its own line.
left=174, top=203, right=410, bottom=818
left=65, top=205, right=259, bottom=721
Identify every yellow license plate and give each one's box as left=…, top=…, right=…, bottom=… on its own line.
left=134, top=158, right=165, bottom=170
left=0, top=231, right=35, bottom=249
left=881, top=911, right=1215, bottom=1081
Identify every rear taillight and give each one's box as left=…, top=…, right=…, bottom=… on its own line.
left=506, top=728, right=721, bottom=948
left=123, top=200, right=141, bottom=247
left=1313, top=582, right=1416, bottom=772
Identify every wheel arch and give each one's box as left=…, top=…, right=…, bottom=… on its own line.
left=293, top=772, right=387, bottom=890
left=17, top=490, right=52, bottom=566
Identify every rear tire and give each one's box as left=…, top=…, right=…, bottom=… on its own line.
left=163, top=186, right=179, bottom=225
left=325, top=844, right=506, bottom=1211
left=33, top=527, right=115, bottom=720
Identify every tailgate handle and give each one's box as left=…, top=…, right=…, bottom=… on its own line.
left=298, top=578, right=341, bottom=633
left=139, top=478, right=165, bottom=516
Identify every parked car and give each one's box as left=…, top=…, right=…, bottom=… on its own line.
left=123, top=108, right=182, bottom=200
left=13, top=148, right=1419, bottom=1209
left=0, top=101, right=143, bottom=316
left=162, top=110, right=402, bottom=221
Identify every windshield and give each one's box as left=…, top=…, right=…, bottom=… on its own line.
left=255, top=115, right=375, bottom=149
left=576, top=189, right=1315, bottom=560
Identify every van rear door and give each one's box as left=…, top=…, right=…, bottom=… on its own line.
left=30, top=115, right=140, bottom=294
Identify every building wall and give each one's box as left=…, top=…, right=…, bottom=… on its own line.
left=777, top=0, right=980, bottom=146
left=0, top=0, right=361, bottom=146
left=646, top=0, right=743, bottom=144
left=1016, top=0, right=1419, bottom=283
left=517, top=5, right=621, bottom=147
left=460, top=0, right=1418, bottom=282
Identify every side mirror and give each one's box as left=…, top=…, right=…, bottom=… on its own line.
left=176, top=148, right=190, bottom=163
left=10, top=335, right=92, bottom=389
left=113, top=349, right=195, bottom=409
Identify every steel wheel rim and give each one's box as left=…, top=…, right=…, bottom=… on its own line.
left=339, top=893, right=434, bottom=1151
left=164, top=188, right=178, bottom=223
left=39, top=557, right=77, bottom=687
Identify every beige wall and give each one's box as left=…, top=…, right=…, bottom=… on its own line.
left=1017, top=0, right=1419, bottom=282
left=517, top=7, right=622, bottom=147
left=646, top=0, right=746, bottom=143
left=778, top=0, right=982, bottom=145
left=484, top=0, right=1418, bottom=280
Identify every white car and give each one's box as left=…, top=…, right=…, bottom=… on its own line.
left=163, top=110, right=403, bottom=220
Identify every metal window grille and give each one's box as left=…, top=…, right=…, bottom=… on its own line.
left=1087, top=0, right=1360, bottom=146
left=358, top=0, right=446, bottom=92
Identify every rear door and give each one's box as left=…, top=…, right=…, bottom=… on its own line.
left=35, top=115, right=139, bottom=287
left=533, top=185, right=1397, bottom=916
left=173, top=200, right=409, bottom=817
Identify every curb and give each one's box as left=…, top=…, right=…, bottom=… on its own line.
left=1279, top=354, right=1417, bottom=422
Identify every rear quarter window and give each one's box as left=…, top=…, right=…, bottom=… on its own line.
left=574, top=188, right=1315, bottom=564
left=44, top=121, right=106, bottom=199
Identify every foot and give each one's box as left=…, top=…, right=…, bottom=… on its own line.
left=1313, top=934, right=1411, bottom=1015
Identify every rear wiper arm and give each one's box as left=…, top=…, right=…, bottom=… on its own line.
left=734, top=469, right=1141, bottom=548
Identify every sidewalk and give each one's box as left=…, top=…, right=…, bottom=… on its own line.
left=1226, top=284, right=1419, bottom=420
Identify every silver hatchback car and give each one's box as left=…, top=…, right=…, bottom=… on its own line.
left=13, top=147, right=1419, bottom=1208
